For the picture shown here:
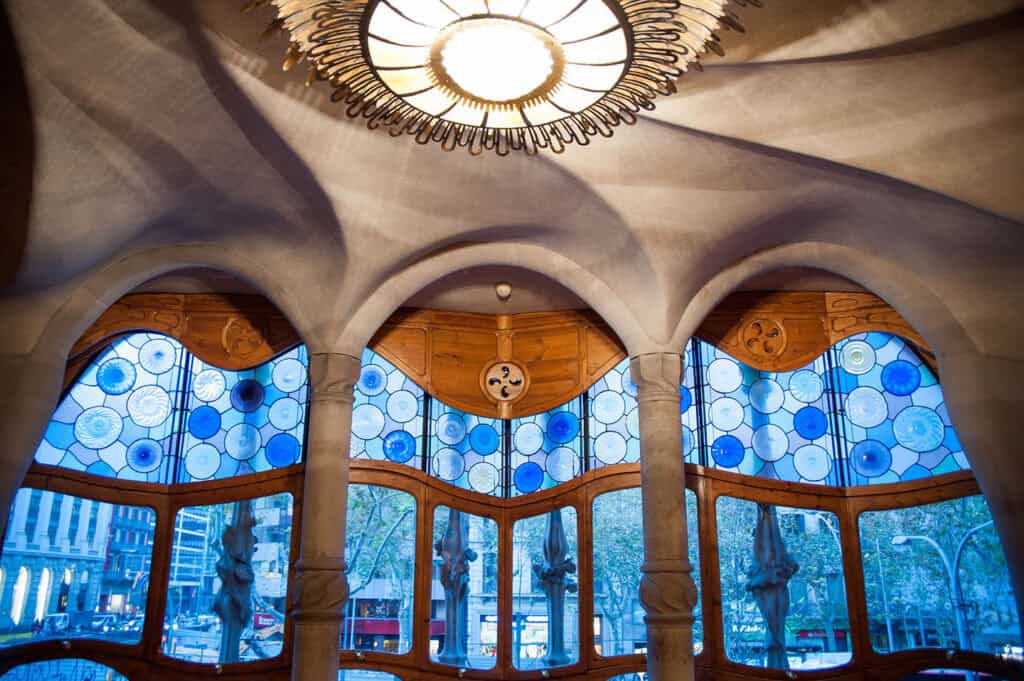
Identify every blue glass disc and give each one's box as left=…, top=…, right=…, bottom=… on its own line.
left=469, top=423, right=500, bottom=455
left=266, top=433, right=301, bottom=467
left=794, top=444, right=831, bottom=481
left=749, top=379, right=784, bottom=415
left=546, top=447, right=577, bottom=482
left=352, top=404, right=385, bottom=440
left=74, top=406, right=123, bottom=449
left=185, top=443, right=221, bottom=480
left=230, top=379, right=265, bottom=413
left=126, top=438, right=163, bottom=473
left=387, top=390, right=419, bottom=424
left=188, top=405, right=221, bottom=439
left=96, top=358, right=136, bottom=395
left=383, top=430, right=417, bottom=463
left=514, top=461, right=544, bottom=494
left=592, top=392, right=625, bottom=425
left=851, top=440, right=891, bottom=478
left=752, top=424, right=787, bottom=462
left=514, top=422, right=544, bottom=455
left=225, top=423, right=261, bottom=460
left=468, top=462, right=500, bottom=493
left=593, top=431, right=627, bottom=464
left=794, top=406, right=828, bottom=440
left=679, top=385, right=693, bottom=413
left=881, top=360, right=921, bottom=396
left=846, top=387, right=888, bottom=429
left=789, top=370, right=824, bottom=403
left=139, top=338, right=176, bottom=375
left=433, top=448, right=464, bottom=481
left=893, top=406, right=945, bottom=452
left=436, top=413, right=467, bottom=446
left=711, top=434, right=744, bottom=468
left=271, top=357, right=306, bottom=393
left=358, top=365, right=387, bottom=396
left=546, top=411, right=580, bottom=444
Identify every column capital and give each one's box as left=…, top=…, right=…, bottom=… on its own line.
left=309, top=352, right=361, bottom=405
left=289, top=557, right=349, bottom=622
left=640, top=562, right=698, bottom=625
left=630, top=352, right=681, bottom=403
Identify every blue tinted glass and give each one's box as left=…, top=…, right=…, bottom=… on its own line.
left=588, top=358, right=639, bottom=470
left=164, top=493, right=294, bottom=663
left=179, top=346, right=309, bottom=482
left=429, top=400, right=504, bottom=496
left=698, top=341, right=838, bottom=485
left=682, top=344, right=699, bottom=464
left=511, top=399, right=583, bottom=496
left=835, top=333, right=969, bottom=484
left=1, top=659, right=128, bottom=680
left=351, top=350, right=424, bottom=469
left=35, top=333, right=185, bottom=482
left=1, top=489, right=155, bottom=647
left=860, top=495, right=1019, bottom=655
left=592, top=488, right=645, bottom=657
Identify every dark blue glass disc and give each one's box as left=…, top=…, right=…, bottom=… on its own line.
left=266, top=433, right=300, bottom=467
left=469, top=423, right=500, bottom=455
left=513, top=461, right=544, bottom=494
left=96, top=358, right=136, bottom=395
left=188, top=406, right=221, bottom=440
left=127, top=438, right=163, bottom=473
left=230, top=379, right=265, bottom=413
left=383, top=430, right=416, bottom=463
left=851, top=440, right=891, bottom=478
left=711, top=434, right=744, bottom=468
left=546, top=411, right=579, bottom=444
left=881, top=360, right=921, bottom=396
left=679, top=385, right=693, bottom=413
left=794, top=406, right=828, bottom=440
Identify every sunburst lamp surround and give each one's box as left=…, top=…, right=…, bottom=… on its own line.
left=252, top=0, right=752, bottom=155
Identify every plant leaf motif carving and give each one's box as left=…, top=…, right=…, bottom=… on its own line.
left=741, top=318, right=786, bottom=358
left=309, top=354, right=360, bottom=404
left=221, top=316, right=268, bottom=358
left=639, top=569, right=698, bottom=623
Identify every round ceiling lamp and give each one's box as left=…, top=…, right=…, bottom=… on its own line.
left=246, top=0, right=755, bottom=155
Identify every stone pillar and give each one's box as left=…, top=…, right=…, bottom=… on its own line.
left=631, top=353, right=698, bottom=681
left=290, top=353, right=361, bottom=681
left=0, top=354, right=66, bottom=540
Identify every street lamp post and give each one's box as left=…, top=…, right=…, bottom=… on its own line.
left=874, top=537, right=896, bottom=652
left=891, top=520, right=994, bottom=656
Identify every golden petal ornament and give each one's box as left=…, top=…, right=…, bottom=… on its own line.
left=246, top=0, right=755, bottom=155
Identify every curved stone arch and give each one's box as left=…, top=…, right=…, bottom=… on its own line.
left=29, top=244, right=317, bottom=361
left=336, top=242, right=658, bottom=358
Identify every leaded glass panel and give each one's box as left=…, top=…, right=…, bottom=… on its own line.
left=588, top=358, right=639, bottom=469
left=35, top=333, right=185, bottom=481
left=179, top=346, right=308, bottom=482
left=428, top=402, right=504, bottom=496
left=510, top=400, right=583, bottom=495
left=835, top=333, right=969, bottom=483
left=859, top=495, right=1020, bottom=655
left=1, top=659, right=128, bottom=680
left=351, top=350, right=424, bottom=468
left=342, top=485, right=416, bottom=654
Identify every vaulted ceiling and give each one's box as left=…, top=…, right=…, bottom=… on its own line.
left=2, top=0, right=1022, bottom=359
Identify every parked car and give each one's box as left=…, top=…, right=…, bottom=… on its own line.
left=88, top=614, right=118, bottom=633
left=38, top=613, right=69, bottom=636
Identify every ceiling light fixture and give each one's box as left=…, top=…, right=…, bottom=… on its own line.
left=245, top=0, right=756, bottom=155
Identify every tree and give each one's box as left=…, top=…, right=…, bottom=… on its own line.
left=592, top=488, right=644, bottom=656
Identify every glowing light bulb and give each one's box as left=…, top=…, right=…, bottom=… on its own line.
left=440, top=19, right=555, bottom=103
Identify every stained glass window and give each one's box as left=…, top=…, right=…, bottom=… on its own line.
left=0, top=659, right=128, bottom=681
left=717, top=497, right=851, bottom=670
left=0, top=489, right=155, bottom=646
left=34, top=333, right=309, bottom=484
left=835, top=333, right=968, bottom=484
left=342, top=485, right=416, bottom=654
left=511, top=400, right=584, bottom=496
left=696, top=341, right=839, bottom=485
left=588, top=359, right=639, bottom=469
left=860, top=495, right=1020, bottom=656
left=351, top=349, right=424, bottom=468
left=180, top=346, right=309, bottom=482
left=429, top=401, right=504, bottom=495
left=163, top=493, right=293, bottom=663
left=35, top=333, right=185, bottom=481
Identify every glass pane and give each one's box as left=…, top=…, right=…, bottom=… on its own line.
left=682, top=344, right=699, bottom=465
left=699, top=341, right=838, bottom=485
left=342, top=485, right=416, bottom=654
left=860, top=495, right=1020, bottom=655
left=588, top=358, right=639, bottom=469
left=900, top=671, right=1010, bottom=681
left=351, top=350, right=424, bottom=469
left=163, top=493, right=294, bottom=663
left=430, top=505, right=498, bottom=669
left=686, top=488, right=702, bottom=653
left=179, top=347, right=308, bottom=482
left=34, top=333, right=185, bottom=482
left=428, top=401, right=504, bottom=496
left=593, top=487, right=644, bottom=656
left=717, top=496, right=852, bottom=670
left=607, top=674, right=647, bottom=681
left=835, top=332, right=969, bottom=484
left=0, top=489, right=155, bottom=646
left=512, top=507, right=579, bottom=669
left=0, top=659, right=128, bottom=680
left=337, top=672, right=402, bottom=681
left=511, top=399, right=583, bottom=495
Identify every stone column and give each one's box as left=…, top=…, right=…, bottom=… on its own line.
left=290, top=353, right=361, bottom=681
left=631, top=353, right=698, bottom=681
